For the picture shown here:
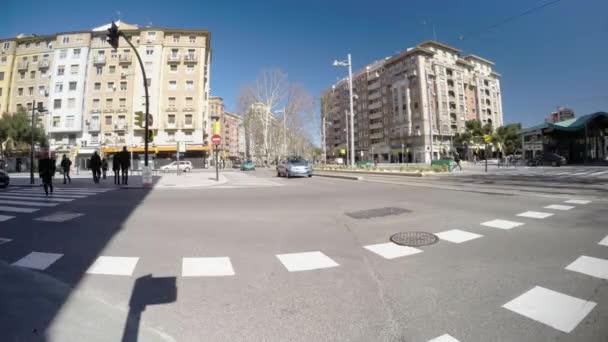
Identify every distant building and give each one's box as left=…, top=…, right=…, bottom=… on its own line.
left=221, top=111, right=242, bottom=159
left=545, top=107, right=575, bottom=123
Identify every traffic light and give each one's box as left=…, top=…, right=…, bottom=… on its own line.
left=146, top=130, right=155, bottom=143
left=134, top=111, right=144, bottom=128
left=107, top=21, right=120, bottom=49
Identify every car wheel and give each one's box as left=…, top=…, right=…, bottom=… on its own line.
left=277, top=171, right=281, bottom=177
left=308, top=174, right=312, bottom=178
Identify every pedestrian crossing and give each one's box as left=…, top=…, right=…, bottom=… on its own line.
left=0, top=186, right=112, bottom=222
left=480, top=167, right=608, bottom=180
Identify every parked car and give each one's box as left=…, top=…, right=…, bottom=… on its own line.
left=241, top=160, right=255, bottom=171
left=160, top=161, right=193, bottom=172
left=528, top=153, right=567, bottom=167
left=277, top=158, right=312, bottom=178
left=232, top=161, right=242, bottom=169
left=0, top=170, right=9, bottom=188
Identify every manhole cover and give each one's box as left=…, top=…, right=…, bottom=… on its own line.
left=345, top=207, right=411, bottom=219
left=390, top=232, right=438, bottom=247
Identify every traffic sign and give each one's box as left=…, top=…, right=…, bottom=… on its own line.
left=211, top=134, right=221, bottom=145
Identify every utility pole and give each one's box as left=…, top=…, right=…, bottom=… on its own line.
left=344, top=110, right=349, bottom=166
left=30, top=100, right=36, bottom=184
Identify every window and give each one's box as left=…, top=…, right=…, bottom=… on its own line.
left=25, top=42, right=31, bottom=48
left=96, top=66, right=103, bottom=75
left=30, top=70, right=36, bottom=79
left=484, top=80, right=489, bottom=86
left=169, top=80, right=177, bottom=90
left=105, top=116, right=112, bottom=125
left=71, top=48, right=81, bottom=58
left=91, top=133, right=99, bottom=144
left=186, top=64, right=194, bottom=73
left=109, top=65, right=116, bottom=74
left=120, top=82, right=127, bottom=91
left=17, top=88, right=23, bottom=96
left=62, top=36, right=69, bottom=44
left=105, top=98, right=113, bottom=108
left=93, top=99, right=100, bottom=108
left=2, top=42, right=9, bottom=49
left=56, top=65, right=66, bottom=76
left=187, top=49, right=195, bottom=58
left=118, top=115, right=126, bottom=124
left=0, top=56, right=5, bottom=64
left=19, top=71, right=25, bottom=80
left=171, top=48, right=179, bottom=57
left=0, top=71, right=4, bottom=81
left=70, top=64, right=78, bottom=75
left=147, top=32, right=156, bottom=38
left=67, top=98, right=76, bottom=109
left=185, top=114, right=193, bottom=125
left=185, top=97, right=193, bottom=107
left=173, top=35, right=180, bottom=43
left=52, top=117, right=60, bottom=127
left=185, top=80, right=194, bottom=90
left=40, top=69, right=48, bottom=78
left=185, top=131, right=193, bottom=141
left=0, top=88, right=2, bottom=97
left=146, top=46, right=154, bottom=55
left=38, top=86, right=45, bottom=96
left=167, top=132, right=175, bottom=141
left=119, top=98, right=126, bottom=107
left=168, top=97, right=176, bottom=107
left=189, top=36, right=196, bottom=43
left=59, top=50, right=67, bottom=59
left=53, top=99, right=62, bottom=109
left=28, top=87, right=33, bottom=96
left=55, top=83, right=63, bottom=93
left=107, top=82, right=114, bottom=91
left=69, top=81, right=77, bottom=91
left=32, top=55, right=38, bottom=62
left=94, top=82, right=101, bottom=90
left=170, top=64, right=178, bottom=72
left=168, top=114, right=176, bottom=124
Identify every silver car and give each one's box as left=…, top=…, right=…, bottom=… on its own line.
left=277, top=158, right=312, bottom=178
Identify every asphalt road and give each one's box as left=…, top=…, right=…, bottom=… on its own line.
left=1, top=169, right=607, bottom=342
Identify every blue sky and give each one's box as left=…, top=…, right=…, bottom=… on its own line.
left=4, top=0, right=607, bottom=127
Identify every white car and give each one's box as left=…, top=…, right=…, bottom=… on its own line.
left=160, top=161, right=193, bottom=172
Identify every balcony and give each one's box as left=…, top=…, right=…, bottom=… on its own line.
left=90, top=109, right=101, bottom=114
left=370, top=133, right=383, bottom=140
left=93, top=56, right=106, bottom=65
left=166, top=107, right=178, bottom=112
left=88, top=121, right=101, bottom=132
left=369, top=122, right=383, bottom=130
left=167, top=54, right=181, bottom=63
left=182, top=107, right=195, bottom=112
left=368, top=101, right=382, bottom=110
left=116, top=107, right=128, bottom=113
left=183, top=54, right=197, bottom=63
left=369, top=112, right=383, bottom=120
left=38, top=60, right=50, bottom=69
left=103, top=108, right=114, bottom=113
left=17, top=61, right=29, bottom=70
left=118, top=54, right=132, bottom=64
left=114, top=122, right=127, bottom=131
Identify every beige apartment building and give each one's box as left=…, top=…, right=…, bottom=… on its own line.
left=322, top=40, right=503, bottom=164
left=0, top=21, right=212, bottom=168
left=221, top=111, right=242, bottom=159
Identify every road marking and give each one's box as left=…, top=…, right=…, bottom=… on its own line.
left=544, top=204, right=575, bottom=211
left=427, top=334, right=461, bottom=342
left=0, top=195, right=74, bottom=202
left=0, top=237, right=12, bottom=244
left=564, top=199, right=591, bottom=205
left=86, top=256, right=139, bottom=276
left=363, top=242, right=423, bottom=259
left=590, top=170, right=608, bottom=176
left=502, top=286, right=596, bottom=333
left=435, top=229, right=483, bottom=243
left=0, top=205, right=39, bottom=213
left=5, top=192, right=86, bottom=199
left=13, top=251, right=63, bottom=270
left=17, top=190, right=99, bottom=196
left=16, top=188, right=109, bottom=192
left=480, top=219, right=524, bottom=230
left=0, top=214, right=15, bottom=221
left=599, top=235, right=608, bottom=247
left=276, top=251, right=339, bottom=272
left=565, top=256, right=608, bottom=280
left=34, top=212, right=84, bottom=222
left=0, top=199, right=58, bottom=207
left=516, top=211, right=554, bottom=219
left=570, top=171, right=590, bottom=176
left=182, top=257, right=235, bottom=277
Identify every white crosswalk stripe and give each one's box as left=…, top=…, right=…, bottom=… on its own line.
left=0, top=199, right=59, bottom=207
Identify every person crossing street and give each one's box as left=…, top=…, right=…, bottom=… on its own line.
left=60, top=154, right=72, bottom=184
left=90, top=151, right=102, bottom=184
left=112, top=154, right=121, bottom=185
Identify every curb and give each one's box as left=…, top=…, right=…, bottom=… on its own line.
left=314, top=173, right=362, bottom=181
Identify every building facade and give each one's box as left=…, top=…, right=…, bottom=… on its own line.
left=321, top=40, right=503, bottom=164
left=0, top=21, right=211, bottom=168
left=221, top=111, right=242, bottom=159
left=546, top=107, right=575, bottom=123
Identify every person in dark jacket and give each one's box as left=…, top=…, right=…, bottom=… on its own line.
left=101, top=158, right=108, bottom=180
left=60, top=154, right=72, bottom=184
left=90, top=151, right=102, bottom=183
left=39, top=156, right=56, bottom=196
left=112, top=154, right=121, bottom=185
left=118, top=146, right=130, bottom=185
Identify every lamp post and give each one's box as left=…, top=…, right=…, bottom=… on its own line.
left=30, top=100, right=47, bottom=184
left=333, top=54, right=355, bottom=167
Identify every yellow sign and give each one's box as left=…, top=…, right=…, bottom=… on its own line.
left=213, top=121, right=220, bottom=135
left=340, top=148, right=346, bottom=155
left=484, top=134, right=493, bottom=144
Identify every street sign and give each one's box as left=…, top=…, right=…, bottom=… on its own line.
left=340, top=148, right=346, bottom=155
left=211, top=134, right=221, bottom=145
left=177, top=141, right=186, bottom=153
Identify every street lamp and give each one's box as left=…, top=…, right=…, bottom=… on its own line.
left=333, top=54, right=355, bottom=167
left=30, top=100, right=47, bottom=184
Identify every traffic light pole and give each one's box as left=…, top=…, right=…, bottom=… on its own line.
left=120, top=34, right=150, bottom=167
left=30, top=100, right=36, bottom=184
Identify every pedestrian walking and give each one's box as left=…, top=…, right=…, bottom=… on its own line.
left=112, top=154, right=121, bottom=185
left=453, top=151, right=463, bottom=171
left=101, top=158, right=108, bottom=180
left=39, top=156, right=56, bottom=196
left=60, top=154, right=72, bottom=184
left=119, top=146, right=130, bottom=185
left=90, top=151, right=102, bottom=184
